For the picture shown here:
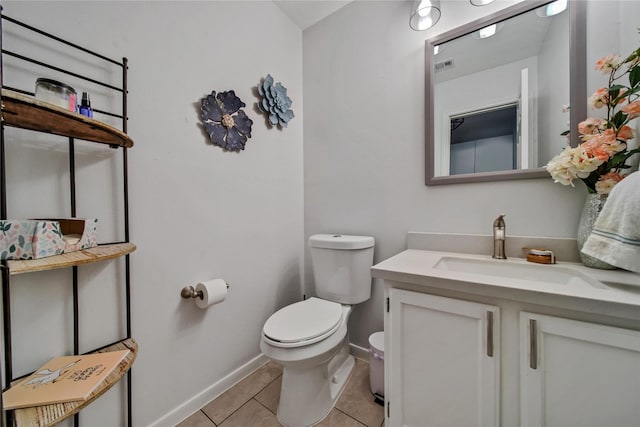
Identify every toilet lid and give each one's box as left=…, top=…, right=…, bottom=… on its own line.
left=263, top=298, right=344, bottom=346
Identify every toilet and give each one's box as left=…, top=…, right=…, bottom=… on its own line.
left=260, top=234, right=375, bottom=427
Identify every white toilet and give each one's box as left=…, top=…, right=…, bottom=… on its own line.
left=260, top=234, right=375, bottom=427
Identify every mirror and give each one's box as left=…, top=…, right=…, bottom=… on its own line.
left=426, top=0, right=586, bottom=185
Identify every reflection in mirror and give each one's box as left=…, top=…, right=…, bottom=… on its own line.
left=449, top=105, right=518, bottom=175
left=426, top=0, right=586, bottom=185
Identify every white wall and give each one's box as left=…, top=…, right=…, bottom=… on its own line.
left=2, top=1, right=303, bottom=426
left=303, top=0, right=586, bottom=350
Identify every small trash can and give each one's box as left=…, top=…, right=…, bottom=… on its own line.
left=369, top=331, right=384, bottom=404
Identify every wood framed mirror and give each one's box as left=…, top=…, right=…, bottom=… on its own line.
left=425, top=0, right=586, bottom=185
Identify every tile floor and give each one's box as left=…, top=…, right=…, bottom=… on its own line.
left=176, top=357, right=384, bottom=427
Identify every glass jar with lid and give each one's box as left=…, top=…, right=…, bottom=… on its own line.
left=35, top=78, right=77, bottom=112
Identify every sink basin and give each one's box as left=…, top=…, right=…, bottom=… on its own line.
left=434, top=256, right=608, bottom=289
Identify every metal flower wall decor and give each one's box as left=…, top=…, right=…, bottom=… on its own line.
left=257, top=74, right=295, bottom=128
left=201, top=90, right=253, bottom=151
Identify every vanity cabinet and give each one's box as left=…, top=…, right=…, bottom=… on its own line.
left=385, top=287, right=640, bottom=427
left=520, top=312, right=640, bottom=427
left=385, top=288, right=500, bottom=427
left=374, top=248, right=640, bottom=427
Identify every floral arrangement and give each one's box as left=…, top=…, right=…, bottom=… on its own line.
left=201, top=90, right=253, bottom=152
left=257, top=74, right=295, bottom=128
left=546, top=46, right=640, bottom=194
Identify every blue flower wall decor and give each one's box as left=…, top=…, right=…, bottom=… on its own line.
left=201, top=90, right=253, bottom=151
left=257, top=74, right=294, bottom=128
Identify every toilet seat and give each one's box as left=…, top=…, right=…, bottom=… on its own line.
left=263, top=298, right=344, bottom=348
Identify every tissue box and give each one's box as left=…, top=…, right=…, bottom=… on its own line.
left=0, top=218, right=97, bottom=260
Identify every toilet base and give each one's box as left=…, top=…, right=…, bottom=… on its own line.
left=277, top=338, right=354, bottom=427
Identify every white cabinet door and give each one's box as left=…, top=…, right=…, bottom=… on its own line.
left=520, top=312, right=640, bottom=427
left=386, top=289, right=500, bottom=427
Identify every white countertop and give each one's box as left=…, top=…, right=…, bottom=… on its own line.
left=372, top=249, right=640, bottom=309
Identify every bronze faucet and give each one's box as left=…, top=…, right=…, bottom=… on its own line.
left=492, top=214, right=507, bottom=259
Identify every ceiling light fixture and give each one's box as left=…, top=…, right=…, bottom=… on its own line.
left=410, top=0, right=441, bottom=31
left=536, top=0, right=568, bottom=17
left=478, top=24, right=497, bottom=38
left=470, top=0, right=496, bottom=6
left=472, top=22, right=504, bottom=39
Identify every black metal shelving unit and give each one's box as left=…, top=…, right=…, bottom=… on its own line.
left=0, top=10, right=135, bottom=427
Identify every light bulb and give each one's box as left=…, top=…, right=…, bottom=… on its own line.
left=418, top=0, right=433, bottom=17
left=546, top=0, right=567, bottom=17
left=410, top=0, right=441, bottom=31
left=537, top=0, right=568, bottom=17
left=478, top=24, right=497, bottom=39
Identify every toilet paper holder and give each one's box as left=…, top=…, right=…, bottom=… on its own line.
left=180, top=282, right=229, bottom=300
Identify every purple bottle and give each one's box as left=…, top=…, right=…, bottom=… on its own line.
left=79, top=92, right=93, bottom=118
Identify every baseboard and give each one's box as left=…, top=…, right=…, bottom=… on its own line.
left=150, top=353, right=269, bottom=427
left=350, top=342, right=370, bottom=361
left=153, top=343, right=370, bottom=426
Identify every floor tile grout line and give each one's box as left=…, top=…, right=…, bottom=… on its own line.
left=253, top=371, right=283, bottom=398
left=215, top=393, right=274, bottom=426
left=203, top=366, right=282, bottom=426
left=253, top=397, right=279, bottom=418
left=334, top=407, right=368, bottom=426
left=215, top=398, right=248, bottom=426
left=199, top=409, right=217, bottom=427
left=249, top=371, right=282, bottom=412
left=215, top=398, right=249, bottom=426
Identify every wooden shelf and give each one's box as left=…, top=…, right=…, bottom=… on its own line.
left=7, top=243, right=136, bottom=275
left=11, top=338, right=138, bottom=427
left=1, top=89, right=133, bottom=148
left=0, top=19, right=135, bottom=426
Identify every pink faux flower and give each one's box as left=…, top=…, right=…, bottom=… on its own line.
left=582, top=129, right=626, bottom=161
left=617, top=125, right=634, bottom=140
left=622, top=100, right=640, bottom=119
left=578, top=118, right=605, bottom=136
left=595, top=54, right=622, bottom=74
left=584, top=142, right=613, bottom=161
left=588, top=88, right=609, bottom=109
left=595, top=171, right=625, bottom=195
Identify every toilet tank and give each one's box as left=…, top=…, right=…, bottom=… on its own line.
left=309, top=234, right=375, bottom=304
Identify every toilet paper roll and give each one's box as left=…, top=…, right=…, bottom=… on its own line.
left=195, top=279, right=228, bottom=309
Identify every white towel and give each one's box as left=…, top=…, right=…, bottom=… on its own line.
left=582, top=171, right=640, bottom=273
